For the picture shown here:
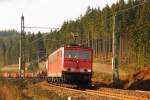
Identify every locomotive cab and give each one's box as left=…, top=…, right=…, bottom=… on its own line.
left=63, top=46, right=93, bottom=84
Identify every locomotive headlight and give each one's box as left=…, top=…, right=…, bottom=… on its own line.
left=63, top=68, right=68, bottom=71
left=64, top=68, right=75, bottom=72
left=80, top=69, right=84, bottom=72
left=71, top=68, right=75, bottom=72
left=87, top=69, right=91, bottom=72
left=64, top=68, right=71, bottom=71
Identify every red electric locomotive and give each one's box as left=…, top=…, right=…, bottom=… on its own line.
left=46, top=45, right=93, bottom=84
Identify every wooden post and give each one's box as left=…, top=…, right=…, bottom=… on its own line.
left=112, top=12, right=120, bottom=82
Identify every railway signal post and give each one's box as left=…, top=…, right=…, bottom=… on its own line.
left=19, top=14, right=26, bottom=77
left=112, top=12, right=120, bottom=83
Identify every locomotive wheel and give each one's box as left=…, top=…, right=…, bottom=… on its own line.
left=62, top=75, right=66, bottom=83
left=52, top=77, right=54, bottom=83
left=54, top=77, right=56, bottom=83
left=57, top=78, right=60, bottom=83
left=60, top=77, right=63, bottom=84
left=56, top=77, right=58, bottom=83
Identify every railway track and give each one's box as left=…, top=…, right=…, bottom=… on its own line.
left=85, top=89, right=149, bottom=100
left=2, top=78, right=150, bottom=100
left=3, top=78, right=150, bottom=99
left=39, top=82, right=149, bottom=100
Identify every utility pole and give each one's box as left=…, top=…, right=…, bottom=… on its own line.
left=19, top=14, right=26, bottom=77
left=112, top=12, right=120, bottom=83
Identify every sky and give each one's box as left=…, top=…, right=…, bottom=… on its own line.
left=0, top=0, right=119, bottom=32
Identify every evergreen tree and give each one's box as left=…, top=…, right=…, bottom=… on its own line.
left=36, top=32, right=46, bottom=61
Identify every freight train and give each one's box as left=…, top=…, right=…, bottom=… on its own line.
left=46, top=45, right=93, bottom=84
left=0, top=45, right=93, bottom=85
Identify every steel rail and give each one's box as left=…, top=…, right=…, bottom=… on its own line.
left=86, top=89, right=149, bottom=100
left=40, top=82, right=149, bottom=100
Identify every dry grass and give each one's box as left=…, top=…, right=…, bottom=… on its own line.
left=0, top=86, right=14, bottom=100
left=24, top=86, right=63, bottom=100
left=0, top=78, right=64, bottom=100
left=0, top=82, right=21, bottom=100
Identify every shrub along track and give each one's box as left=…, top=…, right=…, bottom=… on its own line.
left=36, top=81, right=150, bottom=100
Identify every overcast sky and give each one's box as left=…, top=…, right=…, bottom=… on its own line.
left=0, top=0, right=118, bottom=32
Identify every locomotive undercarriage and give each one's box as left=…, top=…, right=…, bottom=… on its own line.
left=47, top=72, right=92, bottom=85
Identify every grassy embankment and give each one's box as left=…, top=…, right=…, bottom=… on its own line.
left=0, top=78, right=65, bottom=100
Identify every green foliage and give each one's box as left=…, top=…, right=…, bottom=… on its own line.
left=0, top=0, right=149, bottom=69
left=44, top=0, right=150, bottom=68
left=36, top=32, right=46, bottom=60
left=0, top=30, right=20, bottom=66
left=28, top=61, right=39, bottom=71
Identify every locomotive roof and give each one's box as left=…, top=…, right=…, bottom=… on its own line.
left=48, top=46, right=92, bottom=56
left=65, top=46, right=92, bottom=49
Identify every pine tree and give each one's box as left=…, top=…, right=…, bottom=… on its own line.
left=36, top=32, right=46, bottom=61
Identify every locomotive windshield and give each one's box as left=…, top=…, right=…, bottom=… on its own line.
left=64, top=50, right=91, bottom=60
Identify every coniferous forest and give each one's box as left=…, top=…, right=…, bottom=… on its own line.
left=0, top=0, right=150, bottom=69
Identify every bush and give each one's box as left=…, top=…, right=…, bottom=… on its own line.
left=28, top=61, right=39, bottom=72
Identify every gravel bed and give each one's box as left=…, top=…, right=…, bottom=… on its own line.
left=36, top=82, right=123, bottom=100
left=97, top=87, right=150, bottom=99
